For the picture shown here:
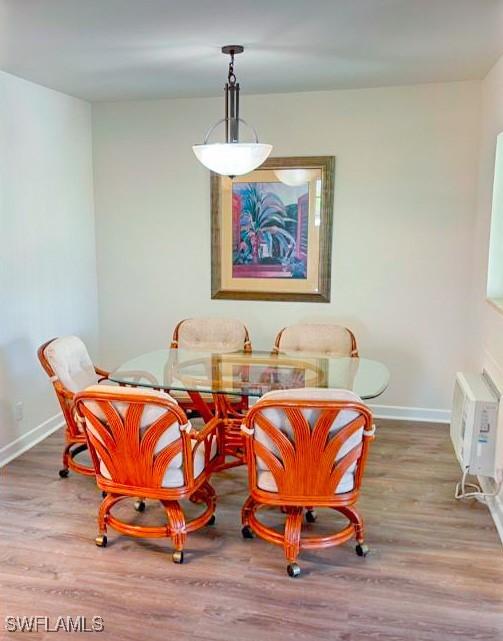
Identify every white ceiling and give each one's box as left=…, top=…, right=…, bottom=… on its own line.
left=0, top=0, right=502, bottom=102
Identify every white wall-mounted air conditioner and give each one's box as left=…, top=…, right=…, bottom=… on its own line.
left=450, top=372, right=499, bottom=479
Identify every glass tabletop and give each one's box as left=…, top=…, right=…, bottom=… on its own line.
left=109, top=349, right=390, bottom=400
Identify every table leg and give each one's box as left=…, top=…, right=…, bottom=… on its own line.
left=212, top=394, right=247, bottom=471
left=187, top=390, right=215, bottom=423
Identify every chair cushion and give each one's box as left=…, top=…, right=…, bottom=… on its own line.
left=45, top=336, right=98, bottom=393
left=83, top=385, right=180, bottom=451
left=157, top=437, right=218, bottom=488
left=72, top=379, right=114, bottom=434
left=253, top=388, right=364, bottom=495
left=82, top=385, right=217, bottom=488
left=257, top=469, right=355, bottom=494
left=277, top=323, right=354, bottom=357
left=176, top=318, right=247, bottom=352
left=98, top=435, right=218, bottom=487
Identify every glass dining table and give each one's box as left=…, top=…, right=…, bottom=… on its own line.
left=109, top=349, right=390, bottom=470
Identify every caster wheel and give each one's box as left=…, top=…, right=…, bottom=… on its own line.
left=305, top=509, right=317, bottom=523
left=241, top=525, right=253, bottom=539
left=134, top=499, right=146, bottom=513
left=172, top=550, right=184, bottom=564
left=355, top=543, right=369, bottom=557
left=208, top=514, right=216, bottom=526
left=59, top=468, right=69, bottom=478
left=95, top=535, right=107, bottom=548
left=287, top=563, right=301, bottom=578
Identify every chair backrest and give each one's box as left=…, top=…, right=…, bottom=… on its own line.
left=74, top=385, right=197, bottom=492
left=40, top=336, right=99, bottom=392
left=171, top=318, right=252, bottom=353
left=273, top=323, right=358, bottom=357
left=242, top=388, right=374, bottom=501
left=38, top=336, right=99, bottom=438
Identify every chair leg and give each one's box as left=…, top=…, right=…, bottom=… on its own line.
left=163, top=501, right=187, bottom=563
left=190, top=480, right=212, bottom=505
left=284, top=508, right=303, bottom=577
left=59, top=443, right=72, bottom=477
left=241, top=495, right=256, bottom=538
left=61, top=442, right=94, bottom=477
left=134, top=498, right=146, bottom=512
left=336, top=505, right=369, bottom=556
left=283, top=508, right=303, bottom=562
left=189, top=481, right=217, bottom=525
left=337, top=505, right=364, bottom=543
left=201, top=481, right=217, bottom=524
left=95, top=493, right=114, bottom=547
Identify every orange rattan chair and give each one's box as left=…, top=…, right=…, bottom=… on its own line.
left=170, top=317, right=252, bottom=418
left=74, top=385, right=219, bottom=563
left=38, top=336, right=110, bottom=478
left=272, top=323, right=358, bottom=357
left=240, top=388, right=375, bottom=577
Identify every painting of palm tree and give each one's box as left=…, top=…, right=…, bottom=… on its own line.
left=232, top=182, right=309, bottom=279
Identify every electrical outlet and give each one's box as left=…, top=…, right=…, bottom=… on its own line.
left=15, top=401, right=23, bottom=422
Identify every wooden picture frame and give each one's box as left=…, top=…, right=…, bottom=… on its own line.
left=211, top=156, right=335, bottom=302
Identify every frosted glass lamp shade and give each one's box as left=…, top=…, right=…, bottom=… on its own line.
left=192, top=142, right=272, bottom=176
left=275, top=169, right=317, bottom=186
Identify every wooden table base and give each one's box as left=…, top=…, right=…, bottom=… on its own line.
left=187, top=392, right=248, bottom=471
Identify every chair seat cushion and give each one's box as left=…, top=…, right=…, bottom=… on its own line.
left=159, top=436, right=218, bottom=488
left=255, top=388, right=362, bottom=472
left=257, top=469, right=355, bottom=494
left=253, top=388, right=365, bottom=495
left=74, top=379, right=113, bottom=434
left=83, top=385, right=179, bottom=445
left=82, top=385, right=217, bottom=489
left=99, top=434, right=217, bottom=488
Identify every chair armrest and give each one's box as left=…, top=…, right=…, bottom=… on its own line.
left=188, top=417, right=220, bottom=442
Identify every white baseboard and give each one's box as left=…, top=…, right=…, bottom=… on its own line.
left=0, top=413, right=64, bottom=468
left=478, top=475, right=503, bottom=546
left=0, top=404, right=450, bottom=469
left=369, top=404, right=450, bottom=424
left=0, top=403, right=451, bottom=469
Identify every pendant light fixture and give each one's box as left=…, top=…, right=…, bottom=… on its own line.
left=192, top=45, right=272, bottom=177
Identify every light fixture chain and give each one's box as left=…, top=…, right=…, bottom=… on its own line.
left=228, top=51, right=237, bottom=86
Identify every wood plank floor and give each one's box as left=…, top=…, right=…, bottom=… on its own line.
left=0, top=420, right=502, bottom=641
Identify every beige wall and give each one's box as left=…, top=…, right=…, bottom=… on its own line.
left=0, top=71, right=98, bottom=462
left=92, top=81, right=481, bottom=418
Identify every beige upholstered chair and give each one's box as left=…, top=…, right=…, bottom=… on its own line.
left=169, top=317, right=252, bottom=418
left=273, top=323, right=358, bottom=357
left=75, top=385, right=219, bottom=562
left=38, top=336, right=109, bottom=477
left=240, top=388, right=375, bottom=577
left=171, top=317, right=252, bottom=353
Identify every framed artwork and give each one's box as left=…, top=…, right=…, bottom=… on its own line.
left=211, top=156, right=335, bottom=302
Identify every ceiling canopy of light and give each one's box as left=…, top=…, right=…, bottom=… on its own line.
left=192, top=45, right=272, bottom=178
